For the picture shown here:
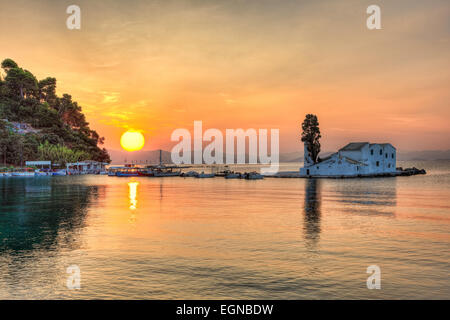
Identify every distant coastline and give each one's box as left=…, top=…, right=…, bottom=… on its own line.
left=107, top=148, right=450, bottom=165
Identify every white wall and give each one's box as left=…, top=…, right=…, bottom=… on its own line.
left=367, top=144, right=396, bottom=173
left=300, top=143, right=397, bottom=176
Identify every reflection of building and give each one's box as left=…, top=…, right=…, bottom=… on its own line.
left=300, top=142, right=396, bottom=177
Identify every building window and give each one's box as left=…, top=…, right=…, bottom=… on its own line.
left=306, top=169, right=310, bottom=175
left=385, top=153, right=388, bottom=158
left=376, top=161, right=379, bottom=167
left=371, top=149, right=374, bottom=155
left=379, top=149, right=382, bottom=155
left=392, top=153, right=394, bottom=159
left=388, top=164, right=391, bottom=168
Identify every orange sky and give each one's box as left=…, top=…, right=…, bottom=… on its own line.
left=1, top=0, right=449, bottom=152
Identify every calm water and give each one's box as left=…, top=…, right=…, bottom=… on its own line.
left=0, top=161, right=449, bottom=299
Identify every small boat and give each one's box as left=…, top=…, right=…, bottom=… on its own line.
left=151, top=164, right=181, bottom=177
left=225, top=172, right=240, bottom=179
left=137, top=172, right=153, bottom=176
left=137, top=169, right=154, bottom=177
left=196, top=172, right=215, bottom=178
left=244, top=172, right=264, bottom=180
left=116, top=172, right=139, bottom=177
left=107, top=166, right=126, bottom=176
left=52, top=169, right=67, bottom=176
left=12, top=168, right=36, bottom=177
left=153, top=170, right=181, bottom=177
left=116, top=168, right=139, bottom=177
left=181, top=171, right=198, bottom=177
left=35, top=170, right=52, bottom=176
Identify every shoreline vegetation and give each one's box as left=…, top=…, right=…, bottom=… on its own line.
left=0, top=58, right=110, bottom=168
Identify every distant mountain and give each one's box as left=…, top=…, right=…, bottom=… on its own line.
left=397, top=150, right=450, bottom=161
left=108, top=149, right=450, bottom=164
left=108, top=149, right=173, bottom=165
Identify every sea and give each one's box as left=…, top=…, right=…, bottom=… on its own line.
left=0, top=160, right=449, bottom=299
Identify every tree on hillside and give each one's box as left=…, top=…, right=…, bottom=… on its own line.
left=38, top=77, right=57, bottom=105
left=1, top=59, right=18, bottom=72
left=301, top=114, right=321, bottom=164
left=38, top=141, right=90, bottom=166
left=3, top=67, right=38, bottom=100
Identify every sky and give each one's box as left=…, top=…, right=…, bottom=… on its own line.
left=1, top=0, right=449, bottom=153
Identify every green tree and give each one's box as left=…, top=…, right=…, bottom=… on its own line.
left=38, top=77, right=57, bottom=105
left=1, top=58, right=18, bottom=72
left=37, top=141, right=89, bottom=166
left=301, top=114, right=321, bottom=164
left=0, top=124, right=9, bottom=166
left=4, top=67, right=38, bottom=100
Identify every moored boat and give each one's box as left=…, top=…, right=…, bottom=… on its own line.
left=244, top=172, right=264, bottom=180
left=196, top=172, right=215, bottom=178
left=52, top=169, right=67, bottom=176
left=153, top=168, right=181, bottom=177
left=0, top=172, right=12, bottom=177
left=107, top=166, right=126, bottom=176
left=35, top=170, right=52, bottom=176
left=116, top=170, right=139, bottom=177
left=181, top=171, right=199, bottom=177
left=225, top=172, right=240, bottom=179
left=12, top=168, right=35, bottom=177
left=137, top=168, right=154, bottom=177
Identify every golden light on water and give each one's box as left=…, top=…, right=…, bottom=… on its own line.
left=128, top=181, right=139, bottom=210
left=120, top=131, right=145, bottom=152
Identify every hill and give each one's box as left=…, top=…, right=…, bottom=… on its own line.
left=0, top=58, right=110, bottom=166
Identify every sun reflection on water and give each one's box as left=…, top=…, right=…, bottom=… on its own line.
left=128, top=181, right=139, bottom=211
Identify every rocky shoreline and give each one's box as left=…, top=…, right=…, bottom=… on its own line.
left=266, top=167, right=427, bottom=178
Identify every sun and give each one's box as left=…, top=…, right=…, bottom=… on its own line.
left=120, top=130, right=145, bottom=152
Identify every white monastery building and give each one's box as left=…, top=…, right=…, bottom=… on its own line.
left=300, top=142, right=397, bottom=177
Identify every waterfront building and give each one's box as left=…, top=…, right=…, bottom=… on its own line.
left=300, top=142, right=397, bottom=177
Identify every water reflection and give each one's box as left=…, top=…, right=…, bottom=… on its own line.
left=303, top=179, right=321, bottom=248
left=0, top=178, right=103, bottom=252
left=0, top=178, right=104, bottom=297
left=128, top=181, right=139, bottom=211
left=127, top=181, right=139, bottom=224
